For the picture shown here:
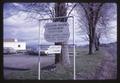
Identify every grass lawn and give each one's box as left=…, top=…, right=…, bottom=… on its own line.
left=4, top=64, right=38, bottom=80
left=75, top=48, right=104, bottom=79
left=4, top=47, right=105, bottom=80
left=41, top=47, right=104, bottom=80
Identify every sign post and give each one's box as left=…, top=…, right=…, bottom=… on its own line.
left=38, top=19, right=41, bottom=80
left=73, top=16, right=75, bottom=80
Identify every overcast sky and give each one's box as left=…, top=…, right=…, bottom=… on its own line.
left=3, top=3, right=117, bottom=46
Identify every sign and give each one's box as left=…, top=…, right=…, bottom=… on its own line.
left=44, top=22, right=70, bottom=42
left=45, top=45, right=61, bottom=54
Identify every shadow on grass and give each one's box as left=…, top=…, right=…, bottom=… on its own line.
left=4, top=66, right=30, bottom=71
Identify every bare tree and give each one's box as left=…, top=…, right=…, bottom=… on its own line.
left=76, top=3, right=104, bottom=54
left=76, top=3, right=116, bottom=53
left=53, top=3, right=78, bottom=66
left=94, top=3, right=117, bottom=51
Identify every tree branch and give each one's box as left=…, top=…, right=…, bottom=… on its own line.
left=67, top=3, right=78, bottom=16
left=94, top=3, right=104, bottom=26
left=46, top=3, right=54, bottom=18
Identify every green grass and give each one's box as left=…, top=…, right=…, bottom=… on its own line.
left=75, top=48, right=104, bottom=79
left=40, top=64, right=73, bottom=80
left=41, top=48, right=104, bottom=80
left=4, top=47, right=105, bottom=80
left=4, top=64, right=38, bottom=80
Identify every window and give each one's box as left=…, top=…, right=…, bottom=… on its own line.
left=18, top=45, right=20, bottom=47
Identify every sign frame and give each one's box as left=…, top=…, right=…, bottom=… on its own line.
left=38, top=16, right=75, bottom=80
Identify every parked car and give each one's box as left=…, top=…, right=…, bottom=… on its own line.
left=4, top=47, right=17, bottom=54
left=26, top=48, right=47, bottom=56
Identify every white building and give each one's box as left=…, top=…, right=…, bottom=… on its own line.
left=4, top=39, right=26, bottom=51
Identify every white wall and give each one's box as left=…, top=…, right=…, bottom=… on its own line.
left=4, top=42, right=26, bottom=50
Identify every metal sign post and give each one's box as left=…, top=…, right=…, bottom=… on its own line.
left=38, top=16, right=75, bottom=80
left=72, top=16, right=76, bottom=80
left=38, top=19, right=41, bottom=80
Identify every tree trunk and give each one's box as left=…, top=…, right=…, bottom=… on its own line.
left=88, top=6, right=95, bottom=55
left=95, top=38, right=100, bottom=51
left=55, top=42, right=62, bottom=64
left=54, top=3, right=70, bottom=66
left=61, top=41, right=70, bottom=65
left=94, top=33, right=100, bottom=51
left=95, top=39, right=99, bottom=51
left=89, top=35, right=94, bottom=55
left=89, top=41, right=93, bottom=55
left=88, top=27, right=96, bottom=55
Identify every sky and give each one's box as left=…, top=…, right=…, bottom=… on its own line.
left=3, top=3, right=117, bottom=46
